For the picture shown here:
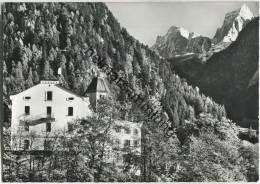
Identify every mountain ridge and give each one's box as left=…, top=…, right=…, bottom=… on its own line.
left=169, top=17, right=259, bottom=128
left=151, top=26, right=211, bottom=58
left=152, top=4, right=255, bottom=60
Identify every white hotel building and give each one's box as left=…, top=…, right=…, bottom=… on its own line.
left=9, top=76, right=142, bottom=159
left=10, top=79, right=92, bottom=150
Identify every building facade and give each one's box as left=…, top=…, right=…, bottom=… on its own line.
left=109, top=120, right=142, bottom=158
left=10, top=80, right=92, bottom=150
left=107, top=120, right=142, bottom=175
left=10, top=76, right=142, bottom=174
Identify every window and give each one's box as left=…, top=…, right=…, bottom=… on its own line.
left=68, top=123, right=73, bottom=132
left=24, top=96, right=31, bottom=100
left=44, top=140, right=51, bottom=150
left=68, top=97, right=74, bottom=100
left=46, top=123, right=51, bottom=132
left=68, top=107, right=73, bottom=116
left=68, top=141, right=73, bottom=148
left=106, top=150, right=111, bottom=159
left=116, top=152, right=120, bottom=162
left=125, top=128, right=131, bottom=134
left=115, top=139, right=120, bottom=147
left=25, top=106, right=30, bottom=115
left=123, top=154, right=131, bottom=163
left=124, top=140, right=131, bottom=148
left=134, top=129, right=138, bottom=135
left=24, top=140, right=29, bottom=150
left=46, top=91, right=52, bottom=101
left=115, top=127, right=121, bottom=133
left=24, top=121, right=29, bottom=131
left=47, top=106, right=52, bottom=117
left=134, top=140, right=139, bottom=147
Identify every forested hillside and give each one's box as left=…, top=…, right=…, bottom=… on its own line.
left=2, top=3, right=258, bottom=182
left=3, top=3, right=226, bottom=127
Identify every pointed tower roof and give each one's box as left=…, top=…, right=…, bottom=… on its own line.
left=85, top=74, right=110, bottom=94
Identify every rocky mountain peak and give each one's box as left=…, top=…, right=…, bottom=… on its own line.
left=189, top=32, right=201, bottom=39
left=170, top=18, right=259, bottom=124
left=213, top=3, right=254, bottom=43
left=239, top=3, right=254, bottom=20
left=151, top=26, right=209, bottom=58
left=166, top=26, right=200, bottom=39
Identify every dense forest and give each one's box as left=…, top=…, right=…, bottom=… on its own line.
left=2, top=3, right=259, bottom=182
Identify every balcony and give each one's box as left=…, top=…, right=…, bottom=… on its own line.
left=19, top=113, right=55, bottom=126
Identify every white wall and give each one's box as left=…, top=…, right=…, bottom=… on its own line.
left=10, top=81, right=92, bottom=150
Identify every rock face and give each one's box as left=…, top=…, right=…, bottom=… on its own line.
left=151, top=26, right=212, bottom=58
left=152, top=4, right=254, bottom=60
left=213, top=4, right=254, bottom=43
left=170, top=18, right=259, bottom=128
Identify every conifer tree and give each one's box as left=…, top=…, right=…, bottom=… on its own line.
left=25, top=67, right=34, bottom=88
left=32, top=70, right=40, bottom=83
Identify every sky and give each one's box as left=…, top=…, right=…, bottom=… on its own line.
left=106, top=2, right=259, bottom=46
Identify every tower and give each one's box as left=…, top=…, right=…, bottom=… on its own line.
left=85, top=73, right=110, bottom=108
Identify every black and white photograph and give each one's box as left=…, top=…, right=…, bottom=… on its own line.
left=1, top=1, right=259, bottom=182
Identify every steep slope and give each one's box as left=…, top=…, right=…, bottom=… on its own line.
left=213, top=4, right=254, bottom=43
left=151, top=26, right=211, bottom=58
left=3, top=2, right=226, bottom=129
left=170, top=18, right=259, bottom=128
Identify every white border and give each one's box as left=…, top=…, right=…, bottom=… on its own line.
left=0, top=1, right=259, bottom=184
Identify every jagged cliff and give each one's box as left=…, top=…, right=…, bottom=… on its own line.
left=151, top=26, right=211, bottom=58
left=213, top=4, right=254, bottom=43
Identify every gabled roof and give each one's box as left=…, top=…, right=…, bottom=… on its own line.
left=10, top=84, right=41, bottom=98
left=10, top=81, right=85, bottom=99
left=41, top=79, right=59, bottom=81
left=10, top=80, right=60, bottom=97
left=85, top=76, right=110, bottom=94
left=55, top=84, right=83, bottom=97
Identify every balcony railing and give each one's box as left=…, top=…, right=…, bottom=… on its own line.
left=19, top=113, right=55, bottom=126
